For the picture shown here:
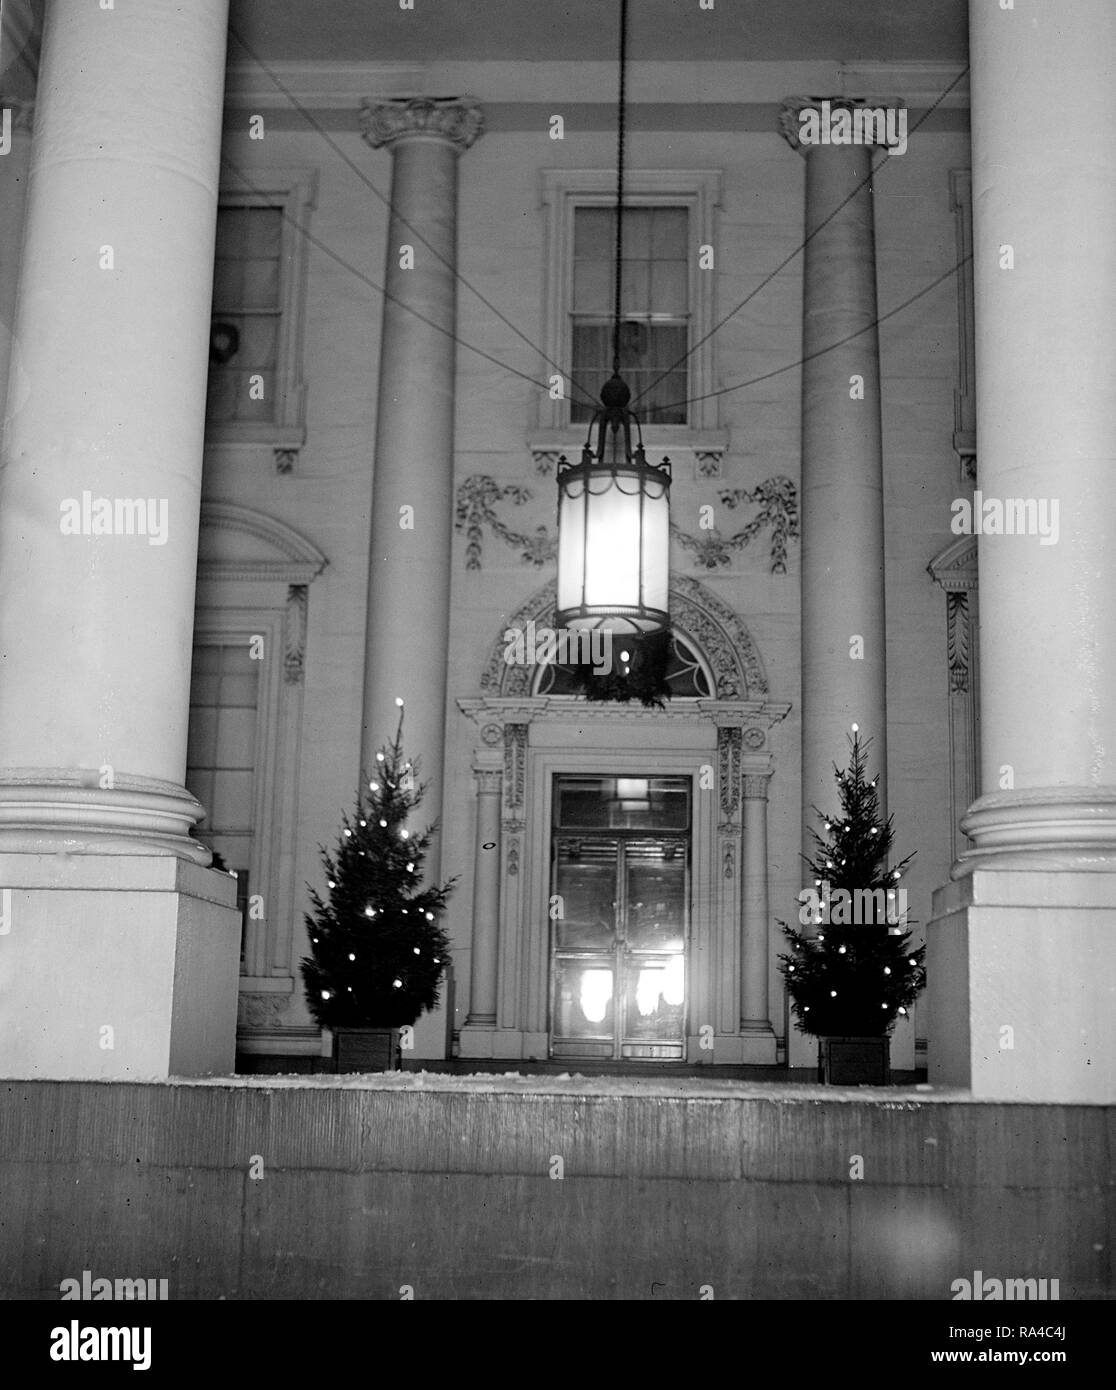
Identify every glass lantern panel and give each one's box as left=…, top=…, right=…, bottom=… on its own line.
left=582, top=485, right=642, bottom=611
left=556, top=483, right=587, bottom=618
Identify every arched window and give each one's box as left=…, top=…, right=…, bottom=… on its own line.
left=534, top=631, right=713, bottom=698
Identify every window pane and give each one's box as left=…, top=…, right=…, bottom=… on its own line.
left=650, top=260, right=688, bottom=317
left=571, top=322, right=612, bottom=417
left=188, top=706, right=218, bottom=763
left=620, top=258, right=651, bottom=314
left=574, top=207, right=613, bottom=258
left=231, top=374, right=273, bottom=422
left=241, top=258, right=280, bottom=310
left=570, top=203, right=690, bottom=424
left=217, top=671, right=261, bottom=707
left=211, top=258, right=242, bottom=307
left=215, top=209, right=248, bottom=258
left=651, top=208, right=687, bottom=258
left=572, top=258, right=611, bottom=314
left=621, top=208, right=651, bottom=259
left=212, top=770, right=255, bottom=830
left=215, top=707, right=257, bottom=768
left=555, top=777, right=690, bottom=830
left=246, top=207, right=282, bottom=259
left=205, top=367, right=239, bottom=424
left=238, top=315, right=278, bottom=369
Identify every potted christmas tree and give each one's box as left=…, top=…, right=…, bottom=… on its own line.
left=778, top=726, right=926, bottom=1085
left=301, top=701, right=455, bottom=1072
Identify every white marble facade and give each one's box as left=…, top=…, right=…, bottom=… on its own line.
left=1, top=0, right=1113, bottom=1099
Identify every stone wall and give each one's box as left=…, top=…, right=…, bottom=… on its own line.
left=2, top=1076, right=1109, bottom=1300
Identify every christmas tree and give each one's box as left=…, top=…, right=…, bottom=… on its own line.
left=778, top=726, right=926, bottom=1038
left=301, top=701, right=455, bottom=1029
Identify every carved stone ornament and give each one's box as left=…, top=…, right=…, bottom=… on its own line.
left=284, top=585, right=308, bottom=685
left=238, top=992, right=291, bottom=1030
left=360, top=96, right=485, bottom=152
left=946, top=591, right=970, bottom=694
left=719, top=726, right=743, bottom=820
left=503, top=725, right=528, bottom=810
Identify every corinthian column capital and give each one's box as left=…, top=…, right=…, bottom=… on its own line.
left=779, top=96, right=902, bottom=155
left=360, top=96, right=484, bottom=152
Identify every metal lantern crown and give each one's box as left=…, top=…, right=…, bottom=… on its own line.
left=555, top=373, right=672, bottom=635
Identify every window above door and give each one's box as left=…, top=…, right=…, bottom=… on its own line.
left=533, top=169, right=725, bottom=456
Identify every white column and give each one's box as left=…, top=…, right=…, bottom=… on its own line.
left=0, top=0, right=239, bottom=1079
left=459, top=758, right=502, bottom=1056
left=927, top=0, right=1116, bottom=1101
left=359, top=98, right=483, bottom=818
left=740, top=772, right=776, bottom=1061
left=780, top=101, right=889, bottom=850
left=358, top=97, right=483, bottom=1060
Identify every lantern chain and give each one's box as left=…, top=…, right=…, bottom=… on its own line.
left=611, top=0, right=629, bottom=380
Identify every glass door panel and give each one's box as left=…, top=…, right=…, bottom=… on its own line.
left=553, top=957, right=615, bottom=1043
left=625, top=840, right=686, bottom=950
left=622, top=956, right=686, bottom=1043
left=550, top=778, right=690, bottom=1062
left=552, top=838, right=618, bottom=950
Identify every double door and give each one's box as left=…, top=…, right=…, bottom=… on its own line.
left=550, top=833, right=688, bottom=1061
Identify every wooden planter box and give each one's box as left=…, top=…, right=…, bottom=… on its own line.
left=332, top=1027, right=401, bottom=1074
left=818, top=1035, right=891, bottom=1086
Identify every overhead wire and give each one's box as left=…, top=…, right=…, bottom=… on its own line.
left=221, top=20, right=972, bottom=435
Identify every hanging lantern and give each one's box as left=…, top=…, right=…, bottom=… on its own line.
left=555, top=373, right=671, bottom=634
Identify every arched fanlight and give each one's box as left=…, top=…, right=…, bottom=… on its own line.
left=554, top=0, right=672, bottom=637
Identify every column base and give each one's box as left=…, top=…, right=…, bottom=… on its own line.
left=0, top=770, right=210, bottom=862
left=956, top=787, right=1116, bottom=875
left=0, top=852, right=240, bottom=1079
left=928, top=868, right=1116, bottom=1101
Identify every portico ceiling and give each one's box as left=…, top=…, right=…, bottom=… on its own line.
left=228, top=0, right=968, bottom=64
